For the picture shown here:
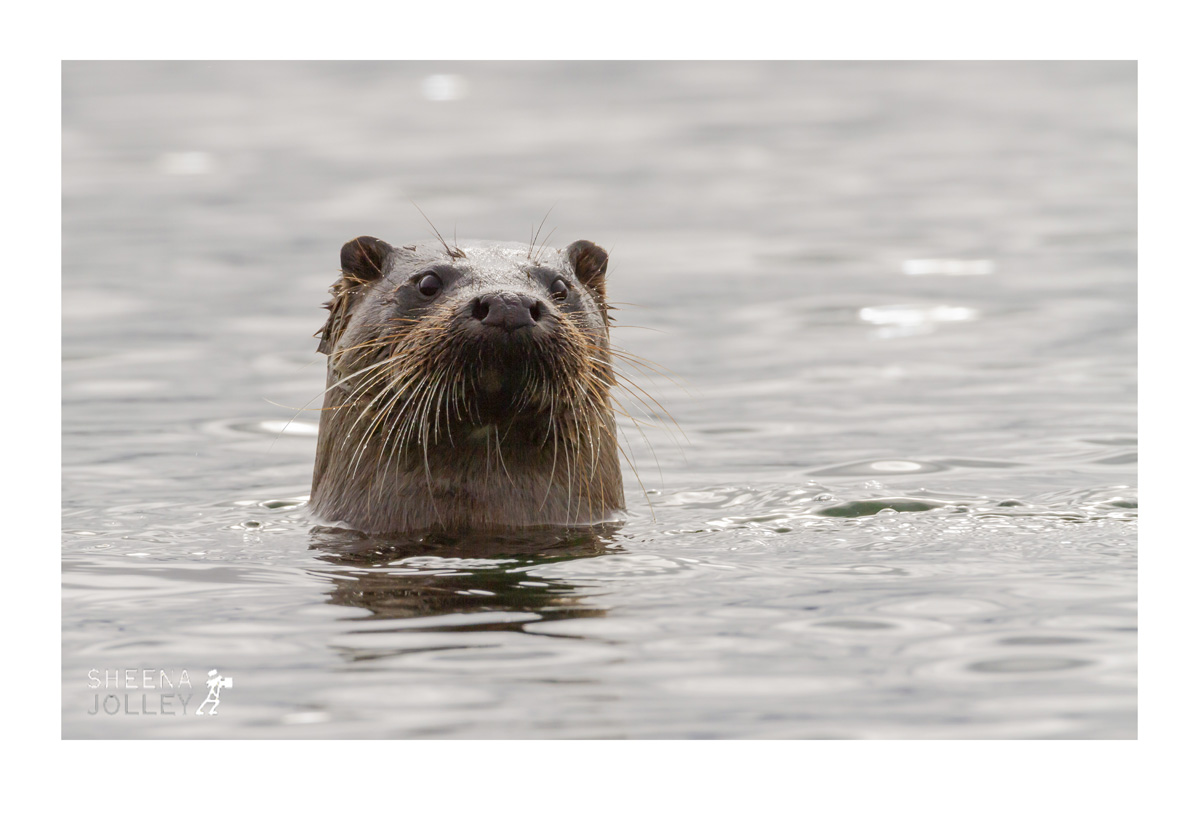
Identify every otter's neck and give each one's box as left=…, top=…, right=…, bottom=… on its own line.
left=310, top=380, right=624, bottom=533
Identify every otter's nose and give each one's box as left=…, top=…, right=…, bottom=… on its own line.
left=471, top=293, right=544, bottom=331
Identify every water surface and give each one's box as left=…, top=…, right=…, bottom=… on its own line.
left=63, top=61, right=1136, bottom=738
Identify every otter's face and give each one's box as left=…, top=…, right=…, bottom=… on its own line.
left=317, top=237, right=613, bottom=447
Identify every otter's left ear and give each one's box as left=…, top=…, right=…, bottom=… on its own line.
left=316, top=235, right=396, bottom=355
left=566, top=240, right=609, bottom=299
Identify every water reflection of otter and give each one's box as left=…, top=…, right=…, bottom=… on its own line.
left=310, top=524, right=620, bottom=624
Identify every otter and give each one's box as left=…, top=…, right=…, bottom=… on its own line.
left=309, top=235, right=624, bottom=533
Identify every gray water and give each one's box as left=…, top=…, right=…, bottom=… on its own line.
left=62, top=61, right=1136, bottom=739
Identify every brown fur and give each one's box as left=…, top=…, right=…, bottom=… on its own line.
left=310, top=237, right=624, bottom=533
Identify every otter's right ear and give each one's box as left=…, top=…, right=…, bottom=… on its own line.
left=317, top=236, right=395, bottom=355
left=340, top=236, right=394, bottom=283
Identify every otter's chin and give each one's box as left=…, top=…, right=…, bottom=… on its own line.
left=468, top=369, right=547, bottom=425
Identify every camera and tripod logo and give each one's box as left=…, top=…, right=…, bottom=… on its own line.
left=196, top=669, right=233, bottom=716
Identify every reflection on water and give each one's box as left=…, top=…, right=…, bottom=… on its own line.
left=901, top=259, right=995, bottom=277
left=858, top=304, right=980, bottom=338
left=310, top=525, right=619, bottom=625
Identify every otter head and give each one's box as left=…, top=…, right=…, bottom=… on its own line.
left=318, top=236, right=612, bottom=429
left=310, top=235, right=623, bottom=532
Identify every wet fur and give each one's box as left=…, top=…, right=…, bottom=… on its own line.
left=310, top=237, right=624, bottom=533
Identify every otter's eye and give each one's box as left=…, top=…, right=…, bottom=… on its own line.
left=416, top=273, right=442, bottom=298
left=550, top=278, right=569, bottom=300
